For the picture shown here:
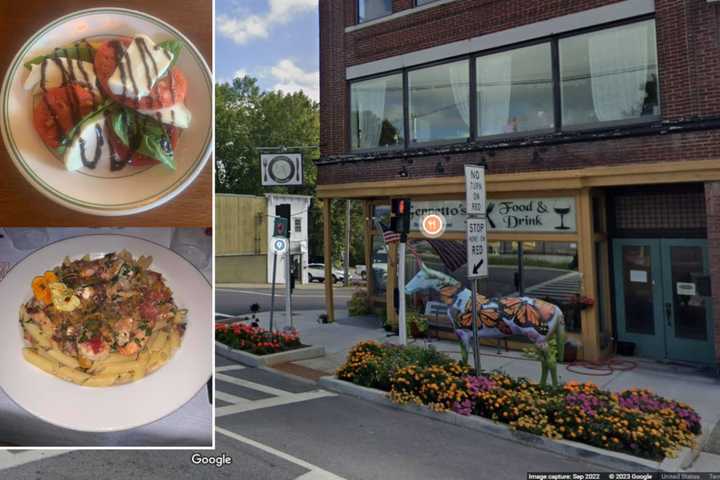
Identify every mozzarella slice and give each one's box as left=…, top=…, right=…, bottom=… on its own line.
left=63, top=114, right=110, bottom=172
left=24, top=58, right=99, bottom=95
left=138, top=102, right=192, bottom=129
left=108, top=34, right=173, bottom=99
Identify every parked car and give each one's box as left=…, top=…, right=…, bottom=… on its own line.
left=355, top=265, right=367, bottom=280
left=307, top=263, right=345, bottom=283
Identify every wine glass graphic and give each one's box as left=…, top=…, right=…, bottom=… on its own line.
left=554, top=200, right=571, bottom=230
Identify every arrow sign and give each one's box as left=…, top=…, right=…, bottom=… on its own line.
left=472, top=258, right=485, bottom=275
left=466, top=218, right=488, bottom=279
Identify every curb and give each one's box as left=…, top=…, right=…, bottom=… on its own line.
left=318, top=376, right=693, bottom=473
left=216, top=341, right=325, bottom=367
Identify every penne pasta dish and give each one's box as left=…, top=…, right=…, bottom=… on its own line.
left=19, top=250, right=186, bottom=387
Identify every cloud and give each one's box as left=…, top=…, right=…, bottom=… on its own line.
left=234, top=69, right=248, bottom=79
left=269, top=59, right=319, bottom=102
left=218, top=0, right=317, bottom=45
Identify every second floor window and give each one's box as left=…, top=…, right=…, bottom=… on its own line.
left=560, top=20, right=659, bottom=127
left=358, top=0, right=392, bottom=23
left=348, top=19, right=660, bottom=151
left=350, top=74, right=404, bottom=150
left=476, top=43, right=554, bottom=136
left=409, top=60, right=470, bottom=144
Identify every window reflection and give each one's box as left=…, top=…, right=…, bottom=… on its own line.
left=476, top=43, right=554, bottom=136
left=560, top=20, right=659, bottom=126
left=351, top=74, right=404, bottom=150
left=409, top=60, right=470, bottom=144
left=358, top=0, right=392, bottom=23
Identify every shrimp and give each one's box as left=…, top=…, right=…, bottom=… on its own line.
left=80, top=267, right=97, bottom=278
left=117, top=329, right=147, bottom=356
left=77, top=337, right=110, bottom=362
left=114, top=317, right=135, bottom=346
left=31, top=311, right=54, bottom=335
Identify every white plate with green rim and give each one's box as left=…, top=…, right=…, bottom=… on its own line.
left=0, top=8, right=212, bottom=216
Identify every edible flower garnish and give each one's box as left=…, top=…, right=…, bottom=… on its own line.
left=31, top=271, right=58, bottom=304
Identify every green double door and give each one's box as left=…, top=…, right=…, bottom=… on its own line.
left=612, top=239, right=715, bottom=364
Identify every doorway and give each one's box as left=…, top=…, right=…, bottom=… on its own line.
left=612, top=239, right=714, bottom=364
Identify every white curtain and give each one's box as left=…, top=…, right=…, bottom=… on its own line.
left=588, top=23, right=650, bottom=122
left=449, top=61, right=470, bottom=129
left=477, top=53, right=512, bottom=136
left=353, top=77, right=387, bottom=148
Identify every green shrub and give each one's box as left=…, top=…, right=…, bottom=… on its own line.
left=348, top=289, right=372, bottom=316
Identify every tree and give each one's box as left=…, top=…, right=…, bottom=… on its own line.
left=215, top=76, right=364, bottom=268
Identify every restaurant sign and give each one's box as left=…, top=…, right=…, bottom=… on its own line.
left=410, top=198, right=576, bottom=233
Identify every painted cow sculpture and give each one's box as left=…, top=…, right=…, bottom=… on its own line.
left=405, top=263, right=566, bottom=386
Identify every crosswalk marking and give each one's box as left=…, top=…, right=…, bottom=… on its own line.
left=216, top=428, right=346, bottom=480
left=216, top=390, right=336, bottom=417
left=216, top=372, right=303, bottom=397
left=0, top=450, right=69, bottom=471
left=216, top=365, right=246, bottom=372
left=216, top=391, right=254, bottom=405
left=214, top=365, right=337, bottom=417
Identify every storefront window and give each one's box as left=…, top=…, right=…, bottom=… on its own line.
left=476, top=43, right=554, bottom=136
left=416, top=0, right=440, bottom=5
left=560, top=20, right=659, bottom=127
left=487, top=241, right=520, bottom=297
left=521, top=241, right=581, bottom=332
left=358, top=0, right=392, bottom=23
left=350, top=74, right=404, bottom=150
left=371, top=235, right=389, bottom=295
left=409, top=60, right=470, bottom=144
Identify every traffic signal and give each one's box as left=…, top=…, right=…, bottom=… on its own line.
left=274, top=203, right=291, bottom=238
left=273, top=217, right=289, bottom=238
left=390, top=198, right=411, bottom=235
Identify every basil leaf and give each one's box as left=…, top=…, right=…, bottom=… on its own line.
left=157, top=40, right=183, bottom=70
left=24, top=44, right=95, bottom=70
left=56, top=101, right=112, bottom=155
left=110, top=107, right=175, bottom=170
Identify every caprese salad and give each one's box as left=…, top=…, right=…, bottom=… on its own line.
left=24, top=35, right=191, bottom=172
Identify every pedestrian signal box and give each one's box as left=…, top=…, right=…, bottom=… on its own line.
left=273, top=217, right=290, bottom=238
left=390, top=198, right=411, bottom=235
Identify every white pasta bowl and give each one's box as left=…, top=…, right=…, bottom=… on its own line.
left=0, top=8, right=212, bottom=216
left=0, top=234, right=212, bottom=433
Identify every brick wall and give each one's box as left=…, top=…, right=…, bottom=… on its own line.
left=705, top=182, right=720, bottom=364
left=318, top=128, right=720, bottom=185
left=319, top=0, right=720, bottom=179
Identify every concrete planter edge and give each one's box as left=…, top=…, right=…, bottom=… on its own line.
left=317, top=376, right=693, bottom=473
left=216, top=341, right=325, bottom=367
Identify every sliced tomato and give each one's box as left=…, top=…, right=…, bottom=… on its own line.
left=94, top=39, right=188, bottom=109
left=33, top=84, right=95, bottom=148
left=106, top=120, right=180, bottom=167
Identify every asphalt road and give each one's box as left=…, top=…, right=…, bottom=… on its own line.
left=216, top=285, right=354, bottom=318
left=2, top=356, right=607, bottom=480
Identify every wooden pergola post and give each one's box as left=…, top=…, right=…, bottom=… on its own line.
left=323, top=199, right=335, bottom=323
left=577, top=188, right=600, bottom=361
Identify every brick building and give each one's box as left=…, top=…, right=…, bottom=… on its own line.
left=316, top=0, right=720, bottom=364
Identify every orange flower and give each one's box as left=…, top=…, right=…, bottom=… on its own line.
left=31, top=271, right=58, bottom=304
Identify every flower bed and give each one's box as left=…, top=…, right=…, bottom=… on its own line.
left=337, top=341, right=701, bottom=461
left=215, top=322, right=302, bottom=356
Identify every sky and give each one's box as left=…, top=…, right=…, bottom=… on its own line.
left=215, top=0, right=320, bottom=102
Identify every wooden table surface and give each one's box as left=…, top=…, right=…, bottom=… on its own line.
left=0, top=0, right=212, bottom=227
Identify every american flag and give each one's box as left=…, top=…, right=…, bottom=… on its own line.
left=375, top=220, right=401, bottom=245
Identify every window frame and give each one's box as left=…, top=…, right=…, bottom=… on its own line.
left=556, top=16, right=661, bottom=131
left=347, top=15, right=659, bottom=153
left=357, top=0, right=394, bottom=24
left=348, top=69, right=408, bottom=153
left=472, top=38, right=558, bottom=140
left=406, top=56, right=473, bottom=147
